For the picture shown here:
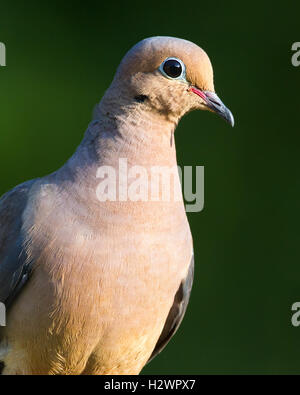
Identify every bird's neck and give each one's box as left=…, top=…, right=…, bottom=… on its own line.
left=74, top=98, right=179, bottom=170
left=55, top=97, right=185, bottom=217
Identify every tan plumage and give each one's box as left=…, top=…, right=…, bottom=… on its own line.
left=0, top=36, right=233, bottom=374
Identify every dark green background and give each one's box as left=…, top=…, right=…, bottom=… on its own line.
left=1, top=0, right=300, bottom=374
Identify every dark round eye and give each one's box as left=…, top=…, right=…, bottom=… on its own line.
left=163, top=59, right=183, bottom=78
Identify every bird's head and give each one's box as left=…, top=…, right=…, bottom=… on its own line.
left=112, top=36, right=234, bottom=126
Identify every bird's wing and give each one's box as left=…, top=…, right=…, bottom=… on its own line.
left=0, top=180, right=36, bottom=308
left=148, top=253, right=194, bottom=362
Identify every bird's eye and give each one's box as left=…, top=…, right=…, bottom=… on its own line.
left=163, top=59, right=182, bottom=78
left=159, top=57, right=186, bottom=80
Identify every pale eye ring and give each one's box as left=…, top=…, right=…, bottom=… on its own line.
left=159, top=57, right=186, bottom=82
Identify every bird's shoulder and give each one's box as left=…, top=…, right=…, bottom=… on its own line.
left=0, top=180, right=35, bottom=243
left=0, top=179, right=37, bottom=304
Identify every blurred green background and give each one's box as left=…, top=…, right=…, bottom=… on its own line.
left=1, top=0, right=300, bottom=374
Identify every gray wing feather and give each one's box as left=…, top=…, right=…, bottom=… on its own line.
left=148, top=254, right=194, bottom=362
left=0, top=180, right=35, bottom=306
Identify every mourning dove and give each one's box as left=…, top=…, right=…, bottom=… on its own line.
left=0, top=36, right=234, bottom=375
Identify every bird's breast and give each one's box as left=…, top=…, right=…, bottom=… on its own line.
left=11, top=181, right=193, bottom=373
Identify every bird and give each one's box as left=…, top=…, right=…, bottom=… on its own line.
left=0, top=36, right=234, bottom=375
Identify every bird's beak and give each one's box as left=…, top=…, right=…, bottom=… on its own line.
left=189, top=87, right=234, bottom=127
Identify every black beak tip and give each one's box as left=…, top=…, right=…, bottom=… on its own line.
left=226, top=109, right=235, bottom=127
